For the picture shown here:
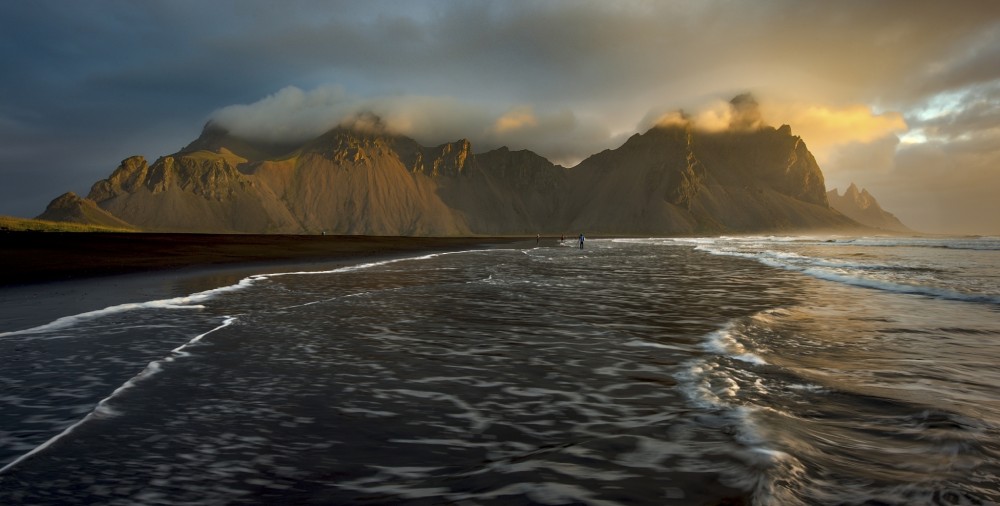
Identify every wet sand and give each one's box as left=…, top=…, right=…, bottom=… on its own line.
left=1, top=235, right=753, bottom=505
left=0, top=232, right=530, bottom=286
left=0, top=232, right=532, bottom=332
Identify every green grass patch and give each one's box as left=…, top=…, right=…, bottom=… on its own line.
left=0, top=216, right=138, bottom=233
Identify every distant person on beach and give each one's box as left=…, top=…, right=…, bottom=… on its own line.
left=536, top=234, right=540, bottom=245
left=579, top=234, right=585, bottom=249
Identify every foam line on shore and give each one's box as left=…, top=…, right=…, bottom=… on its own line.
left=675, top=317, right=802, bottom=504
left=1, top=248, right=502, bottom=339
left=0, top=278, right=255, bottom=339
left=0, top=316, right=237, bottom=475
left=257, top=248, right=497, bottom=279
left=798, top=267, right=1000, bottom=305
left=676, top=237, right=1000, bottom=306
left=0, top=247, right=516, bottom=472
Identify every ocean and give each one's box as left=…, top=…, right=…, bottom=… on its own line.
left=1, top=235, right=998, bottom=505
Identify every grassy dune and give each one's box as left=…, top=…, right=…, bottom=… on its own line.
left=0, top=215, right=137, bottom=233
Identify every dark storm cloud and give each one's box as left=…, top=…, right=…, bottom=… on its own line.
left=908, top=83, right=1000, bottom=142
left=1, top=0, right=999, bottom=232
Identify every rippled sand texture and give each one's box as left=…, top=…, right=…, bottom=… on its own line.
left=2, top=237, right=998, bottom=505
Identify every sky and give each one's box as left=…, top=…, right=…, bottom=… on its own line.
left=1, top=0, right=999, bottom=234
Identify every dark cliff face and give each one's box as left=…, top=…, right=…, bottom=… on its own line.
left=689, top=127, right=829, bottom=206
left=405, top=139, right=473, bottom=177
left=88, top=155, right=151, bottom=202
left=559, top=123, right=846, bottom=234
left=53, top=118, right=861, bottom=235
left=440, top=147, right=570, bottom=234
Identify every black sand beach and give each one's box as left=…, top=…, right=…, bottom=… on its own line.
left=0, top=232, right=530, bottom=286
left=3, top=235, right=999, bottom=504
left=0, top=232, right=528, bottom=332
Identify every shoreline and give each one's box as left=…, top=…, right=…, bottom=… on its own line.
left=0, top=233, right=545, bottom=333
left=0, top=232, right=537, bottom=287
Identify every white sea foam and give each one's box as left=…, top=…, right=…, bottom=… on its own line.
left=257, top=249, right=503, bottom=282
left=798, top=267, right=1000, bottom=304
left=843, top=236, right=1000, bottom=251
left=0, top=301, right=200, bottom=339
left=0, top=316, right=237, bottom=475
left=681, top=236, right=1000, bottom=305
left=622, top=339, right=689, bottom=352
left=702, top=328, right=768, bottom=366
left=2, top=248, right=504, bottom=340
left=0, top=277, right=254, bottom=339
left=670, top=315, right=796, bottom=505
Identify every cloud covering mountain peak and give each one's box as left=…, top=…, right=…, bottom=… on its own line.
left=208, top=85, right=622, bottom=166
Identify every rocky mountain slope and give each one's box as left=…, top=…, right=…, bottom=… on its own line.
left=39, top=99, right=871, bottom=235
left=827, top=183, right=910, bottom=233
left=35, top=192, right=136, bottom=230
left=558, top=123, right=848, bottom=234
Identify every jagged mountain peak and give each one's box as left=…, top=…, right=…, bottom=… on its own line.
left=844, top=182, right=861, bottom=196
left=728, top=93, right=764, bottom=131
left=181, top=121, right=300, bottom=161
left=42, top=102, right=895, bottom=235
left=836, top=182, right=877, bottom=210
left=827, top=183, right=910, bottom=232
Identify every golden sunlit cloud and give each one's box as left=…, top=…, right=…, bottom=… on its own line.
left=653, top=110, right=688, bottom=128
left=691, top=100, right=735, bottom=132
left=491, top=106, right=540, bottom=134
left=652, top=97, right=764, bottom=133
left=761, top=101, right=908, bottom=163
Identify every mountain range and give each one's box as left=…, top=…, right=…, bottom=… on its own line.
left=38, top=97, right=902, bottom=236
left=827, top=183, right=910, bottom=233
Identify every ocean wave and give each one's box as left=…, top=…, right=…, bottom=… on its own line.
left=674, top=317, right=817, bottom=505
left=844, top=237, right=1000, bottom=251
left=680, top=237, right=1000, bottom=306
left=798, top=267, right=1000, bottom=305
left=672, top=234, right=1000, bottom=251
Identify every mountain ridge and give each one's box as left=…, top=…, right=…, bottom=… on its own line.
left=39, top=99, right=882, bottom=235
left=827, top=183, right=910, bottom=233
